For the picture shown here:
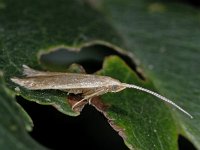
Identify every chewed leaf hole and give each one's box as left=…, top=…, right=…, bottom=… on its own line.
left=16, top=96, right=129, bottom=150
left=39, top=44, right=145, bottom=80
left=178, top=135, right=197, bottom=150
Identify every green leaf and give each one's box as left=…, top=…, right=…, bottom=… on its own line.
left=98, top=56, right=177, bottom=150
left=96, top=0, right=200, bottom=149
left=0, top=74, right=47, bottom=149
left=0, top=0, right=199, bottom=150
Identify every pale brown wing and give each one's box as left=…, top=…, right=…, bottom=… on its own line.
left=11, top=73, right=121, bottom=90
left=11, top=65, right=122, bottom=90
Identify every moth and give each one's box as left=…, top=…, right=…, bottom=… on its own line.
left=11, top=65, right=193, bottom=118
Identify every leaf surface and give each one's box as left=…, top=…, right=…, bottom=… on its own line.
left=97, top=0, right=200, bottom=149
left=0, top=75, right=46, bottom=150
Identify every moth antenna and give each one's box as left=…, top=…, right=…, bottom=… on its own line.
left=122, top=83, right=193, bottom=119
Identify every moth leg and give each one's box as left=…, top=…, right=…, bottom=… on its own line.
left=71, top=98, right=87, bottom=110
left=84, top=89, right=106, bottom=105
left=72, top=88, right=106, bottom=110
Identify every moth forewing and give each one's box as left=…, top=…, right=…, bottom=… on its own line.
left=11, top=66, right=122, bottom=90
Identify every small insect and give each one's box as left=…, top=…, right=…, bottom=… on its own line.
left=11, top=65, right=193, bottom=118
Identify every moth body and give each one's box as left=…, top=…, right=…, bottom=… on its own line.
left=11, top=65, right=193, bottom=118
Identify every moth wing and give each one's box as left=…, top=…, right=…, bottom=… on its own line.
left=22, top=65, right=48, bottom=77
left=22, top=65, right=64, bottom=77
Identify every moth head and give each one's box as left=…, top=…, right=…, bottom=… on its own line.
left=109, top=84, right=126, bottom=92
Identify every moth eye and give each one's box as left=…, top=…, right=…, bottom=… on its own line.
left=111, top=85, right=118, bottom=91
